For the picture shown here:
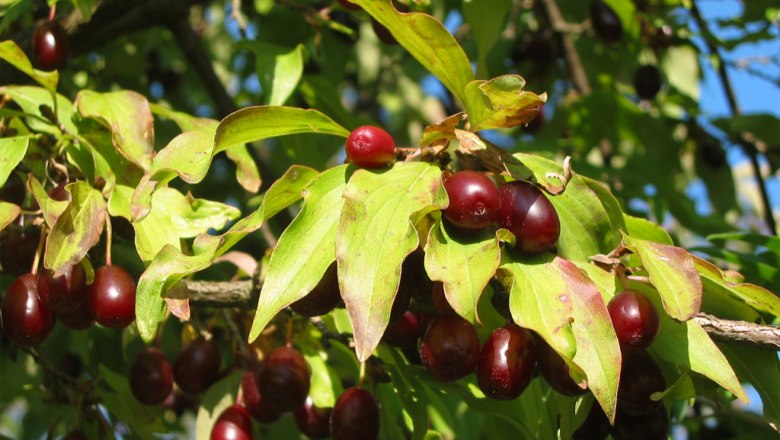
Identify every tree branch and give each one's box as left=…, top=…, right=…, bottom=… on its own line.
left=183, top=280, right=780, bottom=350
left=539, top=0, right=591, bottom=96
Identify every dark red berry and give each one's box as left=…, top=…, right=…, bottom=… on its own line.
left=525, top=106, right=544, bottom=133
left=259, top=346, right=311, bottom=413
left=291, top=262, right=341, bottom=317
left=32, top=21, right=70, bottom=71
left=293, top=396, right=331, bottom=438
left=431, top=281, right=455, bottom=315
left=420, top=314, right=480, bottom=382
left=0, top=174, right=26, bottom=205
left=498, top=180, right=560, bottom=254
left=37, top=263, right=87, bottom=314
left=608, top=289, right=660, bottom=351
left=58, top=297, right=94, bottom=330
left=0, top=227, right=40, bottom=276
left=401, top=248, right=433, bottom=305
left=1, top=273, right=55, bottom=346
left=573, top=403, right=610, bottom=440
left=174, top=337, right=221, bottom=395
left=48, top=181, right=69, bottom=202
left=590, top=0, right=623, bottom=42
left=242, top=368, right=281, bottom=423
left=88, top=265, right=136, bottom=328
left=633, top=65, right=662, bottom=100
left=382, top=311, right=425, bottom=347
left=345, top=126, right=395, bottom=168
left=618, top=351, right=666, bottom=416
left=129, top=347, right=173, bottom=405
left=476, top=324, right=537, bottom=400
left=442, top=171, right=500, bottom=231
left=612, top=406, right=670, bottom=440
left=330, top=387, right=380, bottom=440
left=535, top=336, right=586, bottom=396
left=211, top=404, right=254, bottom=440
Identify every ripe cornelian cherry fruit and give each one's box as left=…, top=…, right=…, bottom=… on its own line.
left=1, top=273, right=55, bottom=346
left=330, top=387, right=380, bottom=440
left=293, top=396, right=331, bottom=438
left=535, top=335, right=587, bottom=396
left=32, top=21, right=70, bottom=71
left=498, top=180, right=560, bottom=254
left=345, top=126, right=395, bottom=168
left=37, top=263, right=88, bottom=314
left=259, top=346, right=311, bottom=413
left=420, top=314, right=480, bottom=382
left=442, top=171, right=500, bottom=231
left=607, top=289, right=660, bottom=351
left=476, top=324, right=537, bottom=400
left=88, top=265, right=136, bottom=328
left=129, top=347, right=173, bottom=405
left=173, top=337, right=221, bottom=395
left=211, top=404, right=253, bottom=440
left=242, top=368, right=281, bottom=423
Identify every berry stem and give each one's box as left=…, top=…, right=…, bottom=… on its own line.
left=30, top=227, right=47, bottom=275
left=285, top=315, right=294, bottom=346
left=614, top=264, right=630, bottom=291
left=48, top=5, right=56, bottom=22
left=357, top=361, right=366, bottom=388
left=104, top=215, right=113, bottom=266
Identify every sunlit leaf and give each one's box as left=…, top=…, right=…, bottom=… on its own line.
left=463, top=75, right=546, bottom=131
left=0, top=201, right=20, bottom=232
left=0, top=135, right=29, bottom=187
left=692, top=255, right=780, bottom=318
left=27, top=174, right=68, bottom=228
left=0, top=40, right=58, bottom=92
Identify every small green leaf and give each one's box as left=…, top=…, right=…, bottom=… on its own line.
left=0, top=40, right=58, bottom=92
left=194, top=371, right=242, bottom=440
left=719, top=343, right=780, bottom=427
left=623, top=214, right=673, bottom=245
left=463, top=75, right=546, bottom=131
left=692, top=255, right=780, bottom=318
left=249, top=165, right=349, bottom=341
left=660, top=45, right=700, bottom=101
left=337, top=162, right=447, bottom=361
left=149, top=103, right=219, bottom=132
left=300, top=337, right=342, bottom=408
left=76, top=90, right=155, bottom=171
left=713, top=114, right=780, bottom=146
left=225, top=144, right=261, bottom=193
left=0, top=201, right=20, bottom=232
left=214, top=106, right=350, bottom=153
left=706, top=232, right=780, bottom=254
left=238, top=41, right=305, bottom=106
left=622, top=234, right=702, bottom=321
left=354, top=0, right=474, bottom=105
left=424, top=219, right=503, bottom=324
left=462, top=0, right=512, bottom=77
left=0, top=86, right=77, bottom=135
left=497, top=255, right=577, bottom=360
left=44, top=181, right=106, bottom=274
left=0, top=136, right=28, bottom=187
left=27, top=174, right=68, bottom=228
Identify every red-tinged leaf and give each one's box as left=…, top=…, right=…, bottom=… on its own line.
left=463, top=75, right=546, bottom=131
left=76, top=90, right=155, bottom=171
left=213, top=251, right=257, bottom=276
left=337, top=162, right=447, bottom=361
left=553, top=257, right=620, bottom=423
left=27, top=174, right=68, bottom=228
left=622, top=234, right=702, bottom=321
left=497, top=254, right=577, bottom=360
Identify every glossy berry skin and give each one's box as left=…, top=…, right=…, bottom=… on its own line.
left=242, top=368, right=280, bottom=423
left=174, top=337, right=221, bottom=395
left=291, top=262, right=341, bottom=317
left=535, top=336, right=586, bottom=396
left=211, top=404, right=254, bottom=440
left=58, top=297, right=94, bottom=330
left=330, top=388, right=380, bottom=440
left=37, top=263, right=87, bottom=314
left=1, top=274, right=55, bottom=346
left=129, top=347, right=173, bottom=405
left=88, top=265, right=136, bottom=328
left=612, top=406, right=670, bottom=440
left=293, top=396, right=332, bottom=438
left=32, top=22, right=70, bottom=71
left=608, top=290, right=660, bottom=351
left=634, top=65, right=662, bottom=100
left=476, top=324, right=537, bottom=400
left=259, top=346, right=311, bottom=413
left=420, top=314, right=480, bottom=382
left=442, top=171, right=500, bottom=231
left=498, top=180, right=560, bottom=254
left=0, top=227, right=40, bottom=276
left=618, top=351, right=666, bottom=416
left=573, top=404, right=610, bottom=440
left=590, top=0, right=623, bottom=42
left=383, top=311, right=425, bottom=348
left=345, top=126, right=395, bottom=168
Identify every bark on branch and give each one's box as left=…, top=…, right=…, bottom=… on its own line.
left=183, top=280, right=780, bottom=351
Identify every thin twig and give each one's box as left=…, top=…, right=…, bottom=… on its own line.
left=539, top=0, right=591, bottom=95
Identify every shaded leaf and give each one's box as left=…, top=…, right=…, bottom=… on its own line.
left=194, top=371, right=242, bottom=440
left=692, top=255, right=780, bottom=318
left=337, top=162, right=447, bottom=361
left=0, top=135, right=28, bottom=186
left=96, top=366, right=169, bottom=439
left=27, top=174, right=68, bottom=228
left=719, top=343, right=780, bottom=428
left=238, top=41, right=305, bottom=106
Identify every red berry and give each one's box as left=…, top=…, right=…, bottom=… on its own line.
left=330, top=388, right=380, bottom=440
left=634, top=65, right=662, bottom=100
left=476, top=324, right=537, bottom=400
left=129, top=347, right=173, bottom=405
left=32, top=21, right=70, bottom=71
left=590, top=0, right=623, bottom=42
left=58, top=297, right=94, bottom=330
left=173, top=337, right=221, bottom=395
left=607, top=290, right=660, bottom=351
left=442, top=171, right=500, bottom=231
left=419, top=314, right=480, bottom=382
left=242, top=368, right=281, bottom=424
left=535, top=336, right=586, bottom=396
left=1, top=274, right=55, bottom=346
left=498, top=180, right=560, bottom=254
left=88, top=265, right=136, bottom=328
left=618, top=351, right=666, bottom=416
left=345, top=126, right=395, bottom=168
left=382, top=310, right=424, bottom=348
left=259, top=346, right=311, bottom=413
left=0, top=227, right=40, bottom=276
left=211, top=404, right=254, bottom=440
left=290, top=262, right=341, bottom=317
left=293, top=396, right=331, bottom=438
left=37, top=263, right=87, bottom=314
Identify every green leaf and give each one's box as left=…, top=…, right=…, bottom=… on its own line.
left=0, top=135, right=29, bottom=186
left=136, top=166, right=318, bottom=342
left=249, top=165, right=349, bottom=342
left=713, top=114, right=780, bottom=146
left=194, top=371, right=242, bottom=440
left=0, top=40, right=58, bottom=92
left=354, top=0, right=474, bottom=105
left=0, top=86, right=77, bottom=135
left=336, top=162, right=447, bottom=361
left=238, top=41, right=305, bottom=106
left=660, top=45, right=700, bottom=101
left=44, top=181, right=106, bottom=274
left=719, top=343, right=780, bottom=427
left=692, top=255, right=780, bottom=318
left=214, top=106, right=350, bottom=153
left=225, top=144, right=261, bottom=193
left=423, top=219, right=503, bottom=324
left=95, top=366, right=169, bottom=438
left=462, top=0, right=512, bottom=78
left=0, top=201, right=20, bottom=232
left=553, top=258, right=620, bottom=423
left=299, top=75, right=366, bottom=130
left=149, top=103, right=219, bottom=132
left=75, top=90, right=155, bottom=171
left=622, top=234, right=702, bottom=321
left=623, top=214, right=673, bottom=245
left=299, top=336, right=342, bottom=408
left=497, top=255, right=577, bottom=361
left=463, top=75, right=546, bottom=131
left=27, top=174, right=68, bottom=228
left=706, top=232, right=780, bottom=254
